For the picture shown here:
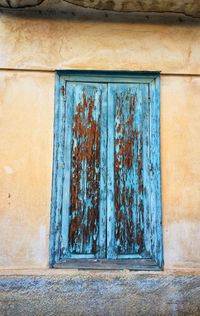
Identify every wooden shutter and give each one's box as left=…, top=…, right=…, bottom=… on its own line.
left=50, top=71, right=162, bottom=270
left=107, top=83, right=150, bottom=259
left=60, top=82, right=107, bottom=259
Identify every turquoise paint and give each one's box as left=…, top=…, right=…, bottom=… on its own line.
left=107, top=83, right=149, bottom=259
left=50, top=71, right=162, bottom=270
left=99, top=84, right=107, bottom=259
left=60, top=82, right=74, bottom=257
left=63, top=82, right=106, bottom=258
left=50, top=74, right=65, bottom=266
left=107, top=83, right=115, bottom=259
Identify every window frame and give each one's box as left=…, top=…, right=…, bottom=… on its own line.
left=50, top=70, right=163, bottom=270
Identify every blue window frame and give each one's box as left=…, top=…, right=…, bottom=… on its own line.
left=50, top=71, right=163, bottom=270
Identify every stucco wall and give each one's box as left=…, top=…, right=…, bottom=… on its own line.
left=0, top=12, right=200, bottom=270
left=0, top=14, right=200, bottom=74
left=0, top=71, right=54, bottom=268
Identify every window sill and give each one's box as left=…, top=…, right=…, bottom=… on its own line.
left=53, top=258, right=162, bottom=271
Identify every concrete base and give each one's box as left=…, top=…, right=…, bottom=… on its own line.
left=0, top=270, right=200, bottom=315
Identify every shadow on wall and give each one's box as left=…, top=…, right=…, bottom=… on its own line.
left=0, top=0, right=200, bottom=26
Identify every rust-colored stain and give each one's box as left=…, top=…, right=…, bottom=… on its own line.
left=114, top=91, right=144, bottom=254
left=69, top=92, right=100, bottom=254
left=138, top=137, right=143, bottom=194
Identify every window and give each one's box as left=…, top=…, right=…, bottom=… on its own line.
left=50, top=71, right=163, bottom=270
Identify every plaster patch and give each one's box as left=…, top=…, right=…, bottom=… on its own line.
left=3, top=165, right=13, bottom=174
left=164, top=220, right=200, bottom=269
left=34, top=224, right=47, bottom=265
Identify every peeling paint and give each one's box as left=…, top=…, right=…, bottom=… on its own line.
left=69, top=91, right=100, bottom=255
left=114, top=90, right=145, bottom=255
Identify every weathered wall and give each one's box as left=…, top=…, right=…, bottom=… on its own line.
left=161, top=76, right=200, bottom=269
left=0, top=71, right=54, bottom=268
left=0, top=14, right=200, bottom=74
left=0, top=272, right=200, bottom=315
left=0, top=12, right=200, bottom=270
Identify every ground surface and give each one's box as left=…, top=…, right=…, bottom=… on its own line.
left=0, top=270, right=200, bottom=315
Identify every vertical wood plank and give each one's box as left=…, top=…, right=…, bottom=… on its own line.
left=150, top=77, right=163, bottom=268
left=70, top=83, right=100, bottom=256
left=60, top=82, right=74, bottom=257
left=99, top=84, right=107, bottom=258
left=61, top=82, right=107, bottom=259
left=107, top=83, right=149, bottom=259
left=142, top=83, right=151, bottom=257
left=49, top=73, right=60, bottom=266
left=50, top=75, right=66, bottom=265
left=107, top=84, right=115, bottom=259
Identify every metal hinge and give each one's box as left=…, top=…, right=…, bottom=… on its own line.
left=61, top=85, right=66, bottom=102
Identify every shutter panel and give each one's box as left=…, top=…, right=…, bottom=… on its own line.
left=107, top=83, right=149, bottom=259
left=61, top=82, right=107, bottom=259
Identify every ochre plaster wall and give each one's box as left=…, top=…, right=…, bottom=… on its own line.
left=161, top=76, right=200, bottom=269
left=0, top=14, right=199, bottom=269
left=0, top=71, right=54, bottom=268
left=0, top=14, right=200, bottom=74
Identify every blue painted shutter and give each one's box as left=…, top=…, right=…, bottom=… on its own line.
left=107, top=83, right=149, bottom=259
left=60, top=81, right=153, bottom=260
left=61, top=82, right=107, bottom=259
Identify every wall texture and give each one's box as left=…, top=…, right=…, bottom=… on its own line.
left=0, top=71, right=54, bottom=268
left=0, top=14, right=200, bottom=74
left=0, top=272, right=200, bottom=315
left=0, top=11, right=200, bottom=270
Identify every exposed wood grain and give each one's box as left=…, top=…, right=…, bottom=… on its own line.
left=60, top=82, right=107, bottom=259
left=50, top=75, right=67, bottom=266
left=107, top=83, right=149, bottom=258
